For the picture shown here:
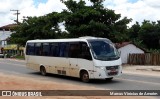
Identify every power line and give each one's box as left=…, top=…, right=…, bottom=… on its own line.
left=10, top=9, right=20, bottom=24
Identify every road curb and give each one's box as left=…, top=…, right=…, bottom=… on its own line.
left=123, top=71, right=160, bottom=77
left=1, top=58, right=25, bottom=62
left=152, top=69, right=160, bottom=72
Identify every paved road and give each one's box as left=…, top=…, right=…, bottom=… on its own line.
left=0, top=59, right=160, bottom=90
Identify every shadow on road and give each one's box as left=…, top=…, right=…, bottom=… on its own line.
left=28, top=72, right=121, bottom=84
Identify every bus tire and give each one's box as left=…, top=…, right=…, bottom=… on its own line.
left=40, top=66, right=47, bottom=76
left=80, top=71, right=90, bottom=83
left=105, top=77, right=113, bottom=81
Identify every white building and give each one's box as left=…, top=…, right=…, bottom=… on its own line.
left=116, top=42, right=145, bottom=64
left=0, top=24, right=16, bottom=53
left=0, top=31, right=12, bottom=47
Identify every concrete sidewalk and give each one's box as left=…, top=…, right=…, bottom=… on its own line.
left=122, top=65, right=160, bottom=77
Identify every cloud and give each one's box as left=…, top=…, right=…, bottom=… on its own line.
left=103, top=0, right=160, bottom=26
left=0, top=0, right=66, bottom=26
left=144, top=0, right=160, bottom=8
left=19, top=0, right=67, bottom=24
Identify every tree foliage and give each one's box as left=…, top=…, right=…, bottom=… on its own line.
left=138, top=20, right=160, bottom=49
left=62, top=0, right=132, bottom=42
left=128, top=20, right=160, bottom=50
left=10, top=0, right=160, bottom=51
left=10, top=12, right=62, bottom=45
left=10, top=0, right=132, bottom=46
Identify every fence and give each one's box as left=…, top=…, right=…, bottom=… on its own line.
left=128, top=53, right=160, bottom=65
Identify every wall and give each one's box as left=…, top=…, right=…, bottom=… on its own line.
left=118, top=44, right=144, bottom=63
left=0, top=31, right=12, bottom=47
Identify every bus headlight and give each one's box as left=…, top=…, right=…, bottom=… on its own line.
left=95, top=66, right=105, bottom=70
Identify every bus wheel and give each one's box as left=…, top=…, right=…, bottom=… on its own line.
left=105, top=77, right=113, bottom=81
left=40, top=66, right=47, bottom=76
left=80, top=71, right=89, bottom=83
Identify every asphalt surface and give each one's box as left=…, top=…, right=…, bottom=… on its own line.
left=0, top=58, right=160, bottom=91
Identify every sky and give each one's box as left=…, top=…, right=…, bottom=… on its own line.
left=0, top=0, right=160, bottom=27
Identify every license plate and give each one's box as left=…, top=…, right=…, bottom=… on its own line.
left=108, top=69, right=117, bottom=76
left=110, top=69, right=116, bottom=72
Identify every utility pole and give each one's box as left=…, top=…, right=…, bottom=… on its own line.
left=10, top=9, right=20, bottom=24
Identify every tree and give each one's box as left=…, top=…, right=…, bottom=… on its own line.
left=61, top=0, right=132, bottom=42
left=138, top=20, right=160, bottom=49
left=10, top=0, right=132, bottom=46
left=128, top=21, right=141, bottom=40
left=9, top=12, right=61, bottom=46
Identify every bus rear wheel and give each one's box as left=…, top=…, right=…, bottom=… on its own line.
left=80, top=71, right=90, bottom=83
left=40, top=66, right=47, bottom=76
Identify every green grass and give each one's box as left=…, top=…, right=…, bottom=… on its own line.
left=14, top=55, right=25, bottom=60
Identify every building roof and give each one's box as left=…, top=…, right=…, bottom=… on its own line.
left=115, top=42, right=131, bottom=49
left=0, top=24, right=17, bottom=31
left=115, top=42, right=147, bottom=52
left=0, top=24, right=15, bottom=41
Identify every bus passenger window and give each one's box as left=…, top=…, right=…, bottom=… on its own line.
left=59, top=43, right=69, bottom=57
left=69, top=43, right=80, bottom=58
left=80, top=42, right=92, bottom=60
left=50, top=43, right=59, bottom=57
left=42, top=43, right=50, bottom=56
left=26, top=43, right=35, bottom=55
left=35, top=43, right=42, bottom=56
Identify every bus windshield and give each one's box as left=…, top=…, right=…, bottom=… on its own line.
left=88, top=39, right=120, bottom=61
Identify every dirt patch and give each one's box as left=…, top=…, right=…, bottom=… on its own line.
left=0, top=73, right=155, bottom=99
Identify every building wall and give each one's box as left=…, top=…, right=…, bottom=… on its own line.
left=0, top=31, right=12, bottom=47
left=0, top=41, right=7, bottom=47
left=118, top=44, right=144, bottom=63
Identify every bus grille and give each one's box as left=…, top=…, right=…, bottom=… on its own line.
left=106, top=66, right=119, bottom=76
left=106, top=66, right=119, bottom=70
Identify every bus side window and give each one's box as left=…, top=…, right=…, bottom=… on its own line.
left=59, top=42, right=69, bottom=57
left=42, top=43, right=50, bottom=56
left=50, top=43, right=59, bottom=57
left=69, top=42, right=80, bottom=58
left=26, top=43, right=35, bottom=55
left=80, top=42, right=92, bottom=60
left=35, top=43, right=42, bottom=56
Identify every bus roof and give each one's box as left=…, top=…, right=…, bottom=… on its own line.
left=26, top=36, right=110, bottom=43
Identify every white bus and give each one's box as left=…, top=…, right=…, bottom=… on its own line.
left=25, top=37, right=122, bottom=82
